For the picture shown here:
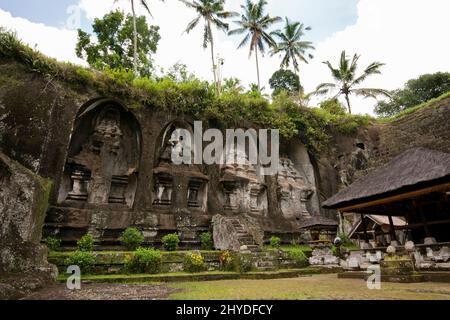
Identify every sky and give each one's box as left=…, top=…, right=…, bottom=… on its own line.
left=0, top=0, right=449, bottom=115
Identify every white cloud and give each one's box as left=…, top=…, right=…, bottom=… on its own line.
left=0, top=8, right=85, bottom=66
left=1, top=0, right=450, bottom=115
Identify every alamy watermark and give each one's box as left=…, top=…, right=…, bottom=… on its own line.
left=66, top=265, right=81, bottom=290
left=169, top=121, right=280, bottom=176
left=366, top=265, right=381, bottom=290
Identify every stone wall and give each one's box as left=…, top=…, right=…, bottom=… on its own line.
left=371, top=97, right=450, bottom=167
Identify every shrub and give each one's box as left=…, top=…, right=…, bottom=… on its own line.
left=219, top=250, right=234, bottom=272
left=233, top=253, right=254, bottom=274
left=162, top=233, right=180, bottom=251
left=77, top=233, right=94, bottom=252
left=124, top=248, right=162, bottom=274
left=200, top=232, right=213, bottom=250
left=65, top=250, right=96, bottom=274
left=287, top=248, right=309, bottom=267
left=270, top=236, right=281, bottom=248
left=119, top=228, right=144, bottom=251
left=183, top=252, right=206, bottom=273
left=44, top=236, right=61, bottom=251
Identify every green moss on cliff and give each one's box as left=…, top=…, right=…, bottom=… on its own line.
left=381, top=92, right=450, bottom=122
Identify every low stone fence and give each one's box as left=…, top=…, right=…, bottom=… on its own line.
left=48, top=250, right=308, bottom=275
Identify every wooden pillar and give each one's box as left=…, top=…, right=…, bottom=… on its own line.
left=361, top=214, right=369, bottom=243
left=414, top=200, right=431, bottom=237
left=388, top=215, right=398, bottom=242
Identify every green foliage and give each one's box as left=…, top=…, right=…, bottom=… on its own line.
left=76, top=10, right=160, bottom=77
left=65, top=251, right=96, bottom=274
left=270, top=236, right=281, bottom=248
left=269, top=69, right=301, bottom=96
left=381, top=91, right=450, bottom=122
left=199, top=232, right=214, bottom=251
left=119, top=228, right=144, bottom=251
left=163, top=62, right=197, bottom=83
left=271, top=17, right=314, bottom=73
left=316, top=50, right=389, bottom=114
left=222, top=77, right=245, bottom=94
left=319, top=98, right=346, bottom=116
left=43, top=236, right=61, bottom=252
left=183, top=252, right=206, bottom=273
left=124, top=248, right=162, bottom=274
left=232, top=253, right=254, bottom=274
left=286, top=248, right=309, bottom=267
left=77, top=233, right=94, bottom=252
left=375, top=72, right=450, bottom=117
left=162, top=233, right=180, bottom=251
left=219, top=250, right=234, bottom=272
left=337, top=233, right=356, bottom=248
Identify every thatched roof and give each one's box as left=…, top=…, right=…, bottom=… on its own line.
left=323, top=147, right=450, bottom=210
left=299, top=215, right=338, bottom=230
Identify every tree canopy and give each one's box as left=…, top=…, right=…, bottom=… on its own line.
left=76, top=10, right=160, bottom=78
left=269, top=69, right=301, bottom=96
left=375, top=72, right=450, bottom=117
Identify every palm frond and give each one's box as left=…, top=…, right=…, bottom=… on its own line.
left=315, top=82, right=337, bottom=96
left=352, top=88, right=392, bottom=99
left=184, top=16, right=201, bottom=34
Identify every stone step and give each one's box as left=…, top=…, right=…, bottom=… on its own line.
left=246, top=245, right=262, bottom=252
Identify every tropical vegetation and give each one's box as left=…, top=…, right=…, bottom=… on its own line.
left=316, top=50, right=390, bottom=114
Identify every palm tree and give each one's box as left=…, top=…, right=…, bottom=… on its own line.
left=316, top=50, right=390, bottom=114
left=228, top=0, right=281, bottom=90
left=180, top=0, right=237, bottom=94
left=117, top=0, right=163, bottom=76
left=271, top=17, right=314, bottom=81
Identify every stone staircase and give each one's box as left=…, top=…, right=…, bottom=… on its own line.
left=228, top=217, right=262, bottom=253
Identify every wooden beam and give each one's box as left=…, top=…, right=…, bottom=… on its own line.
left=413, top=200, right=431, bottom=237
left=337, top=182, right=450, bottom=213
left=361, top=214, right=369, bottom=243
left=388, top=215, right=397, bottom=242
left=397, top=219, right=450, bottom=230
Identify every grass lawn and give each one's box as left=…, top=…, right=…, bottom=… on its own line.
left=168, top=274, right=450, bottom=300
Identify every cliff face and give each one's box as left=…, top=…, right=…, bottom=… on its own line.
left=1, top=59, right=449, bottom=248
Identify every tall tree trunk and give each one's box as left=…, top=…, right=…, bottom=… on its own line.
left=255, top=48, right=260, bottom=91
left=131, top=0, right=138, bottom=76
left=207, top=20, right=218, bottom=95
left=345, top=93, right=352, bottom=114
left=295, top=69, right=302, bottom=94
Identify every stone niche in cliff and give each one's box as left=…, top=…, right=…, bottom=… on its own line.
left=152, top=120, right=208, bottom=213
left=218, top=145, right=268, bottom=216
left=57, top=99, right=141, bottom=208
left=277, top=141, right=322, bottom=222
left=277, top=157, right=313, bottom=220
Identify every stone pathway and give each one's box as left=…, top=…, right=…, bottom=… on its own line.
left=23, top=283, right=178, bottom=300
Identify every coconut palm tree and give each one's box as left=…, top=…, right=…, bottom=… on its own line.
left=271, top=17, right=314, bottom=80
left=116, top=0, right=164, bottom=76
left=228, top=0, right=281, bottom=90
left=180, top=0, right=237, bottom=94
left=316, top=50, right=390, bottom=114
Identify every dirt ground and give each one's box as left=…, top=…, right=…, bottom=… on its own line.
left=23, top=283, right=178, bottom=300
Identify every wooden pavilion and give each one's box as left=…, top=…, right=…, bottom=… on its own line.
left=299, top=215, right=338, bottom=243
left=322, top=147, right=450, bottom=247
